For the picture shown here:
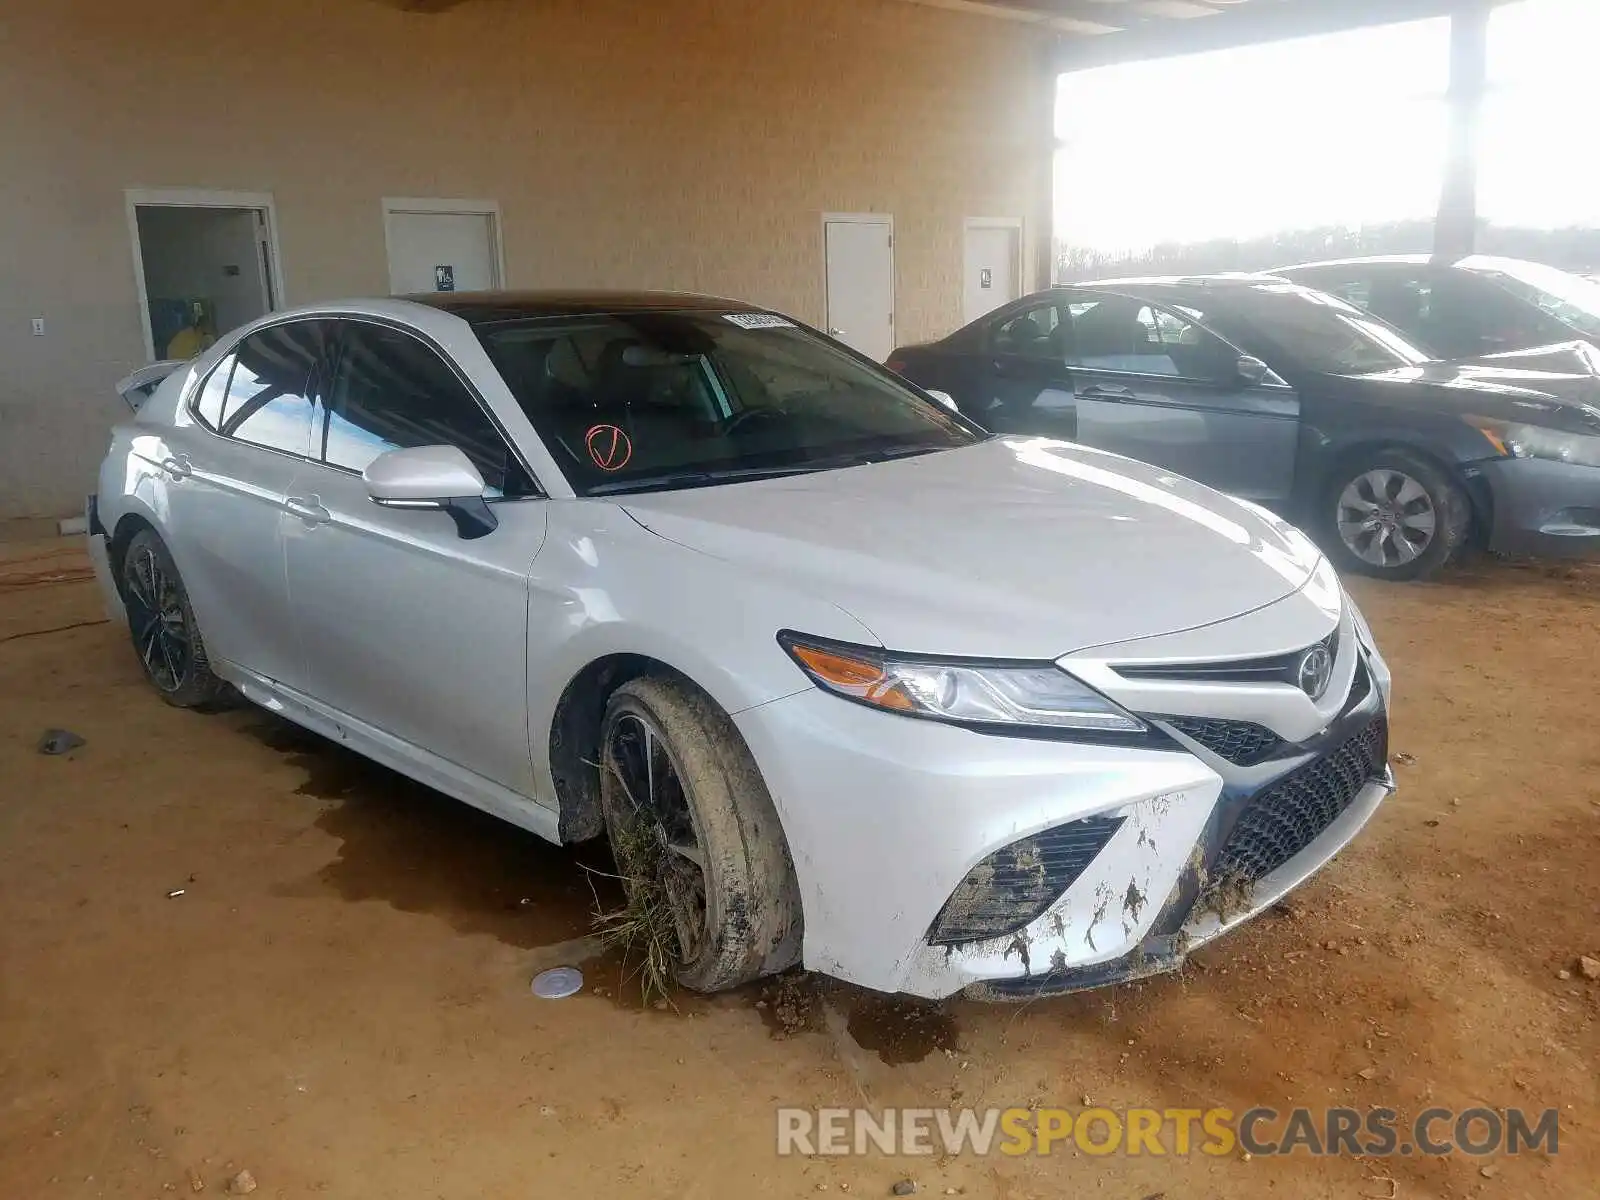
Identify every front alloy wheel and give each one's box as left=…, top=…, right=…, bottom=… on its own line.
left=597, top=677, right=802, bottom=993
left=603, top=711, right=711, bottom=966
left=1337, top=468, right=1438, bottom=569
left=1322, top=450, right=1467, bottom=581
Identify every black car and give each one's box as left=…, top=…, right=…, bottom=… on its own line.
left=1280, top=255, right=1600, bottom=362
left=887, top=277, right=1600, bottom=581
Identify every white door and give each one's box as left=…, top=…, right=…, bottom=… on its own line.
left=385, top=207, right=500, bottom=295
left=963, top=222, right=1022, bottom=324
left=824, top=216, right=895, bottom=362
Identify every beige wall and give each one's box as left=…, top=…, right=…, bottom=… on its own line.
left=0, top=0, right=1053, bottom=517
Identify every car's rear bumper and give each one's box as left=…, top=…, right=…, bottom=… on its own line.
left=1480, top=458, right=1600, bottom=558
left=85, top=494, right=126, bottom=627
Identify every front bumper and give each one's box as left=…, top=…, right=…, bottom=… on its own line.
left=735, top=637, right=1392, bottom=1001
left=1479, top=457, right=1600, bottom=558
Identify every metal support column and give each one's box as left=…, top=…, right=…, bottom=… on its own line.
left=1436, top=1, right=1490, bottom=259
left=1035, top=40, right=1061, bottom=290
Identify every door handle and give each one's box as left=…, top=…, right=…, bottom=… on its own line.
left=160, top=455, right=192, bottom=480
left=1079, top=384, right=1136, bottom=400
left=285, top=495, right=331, bottom=525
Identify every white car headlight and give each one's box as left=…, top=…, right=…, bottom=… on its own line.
left=778, top=632, right=1146, bottom=735
left=1343, top=588, right=1376, bottom=654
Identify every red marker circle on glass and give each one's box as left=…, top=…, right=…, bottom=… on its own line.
left=585, top=424, right=633, bottom=472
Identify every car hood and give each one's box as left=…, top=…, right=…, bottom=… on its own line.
left=1335, top=361, right=1600, bottom=434
left=619, top=437, right=1325, bottom=659
left=1470, top=339, right=1600, bottom=378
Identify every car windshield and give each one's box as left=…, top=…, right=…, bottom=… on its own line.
left=1471, top=259, right=1600, bottom=339
left=1203, top=284, right=1434, bottom=375
left=476, top=312, right=980, bottom=495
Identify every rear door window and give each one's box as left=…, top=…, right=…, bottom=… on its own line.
left=991, top=302, right=1066, bottom=359
left=191, top=321, right=324, bottom=456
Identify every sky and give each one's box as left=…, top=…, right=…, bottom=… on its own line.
left=1053, top=0, right=1599, bottom=255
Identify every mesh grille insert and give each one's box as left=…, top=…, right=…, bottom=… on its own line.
left=929, top=816, right=1123, bottom=946
left=1165, top=716, right=1283, bottom=766
left=1212, top=717, right=1389, bottom=886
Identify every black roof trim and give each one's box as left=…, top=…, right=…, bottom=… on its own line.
left=405, top=289, right=769, bottom=325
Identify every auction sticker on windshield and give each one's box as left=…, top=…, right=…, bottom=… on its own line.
left=723, top=313, right=795, bottom=330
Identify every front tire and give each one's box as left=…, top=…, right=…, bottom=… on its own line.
left=598, top=677, right=802, bottom=993
left=1320, top=450, right=1469, bottom=582
left=120, top=529, right=228, bottom=708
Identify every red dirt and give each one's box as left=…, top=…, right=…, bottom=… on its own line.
left=2, top=536, right=1595, bottom=1198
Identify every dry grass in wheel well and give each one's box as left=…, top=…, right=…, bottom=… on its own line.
left=585, top=788, right=680, bottom=1009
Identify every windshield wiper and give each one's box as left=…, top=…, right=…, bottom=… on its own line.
left=586, top=465, right=825, bottom=496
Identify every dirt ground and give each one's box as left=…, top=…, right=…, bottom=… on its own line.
left=1, top=531, right=1596, bottom=1199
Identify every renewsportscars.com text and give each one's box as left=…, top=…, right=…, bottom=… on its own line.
left=776, top=1106, right=1559, bottom=1158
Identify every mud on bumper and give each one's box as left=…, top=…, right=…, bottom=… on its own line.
left=960, top=678, right=1392, bottom=1001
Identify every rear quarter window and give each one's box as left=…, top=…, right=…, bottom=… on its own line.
left=191, top=353, right=237, bottom=431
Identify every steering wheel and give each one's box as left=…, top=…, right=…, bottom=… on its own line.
left=723, top=407, right=789, bottom=436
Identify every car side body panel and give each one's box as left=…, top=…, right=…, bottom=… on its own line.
left=524, top=499, right=882, bottom=806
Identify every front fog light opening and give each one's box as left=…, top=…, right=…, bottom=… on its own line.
left=928, top=815, right=1124, bottom=946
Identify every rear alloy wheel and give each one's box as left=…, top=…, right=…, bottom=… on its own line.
left=598, top=677, right=801, bottom=993
left=1323, top=451, right=1467, bottom=581
left=120, top=529, right=227, bottom=708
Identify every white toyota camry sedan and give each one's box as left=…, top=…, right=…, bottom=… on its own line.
left=89, top=291, right=1394, bottom=1000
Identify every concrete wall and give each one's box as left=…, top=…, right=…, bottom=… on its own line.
left=135, top=206, right=270, bottom=348
left=0, top=0, right=1053, bottom=517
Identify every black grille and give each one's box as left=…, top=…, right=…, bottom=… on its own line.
left=1212, top=717, right=1389, bottom=884
left=1164, top=716, right=1282, bottom=766
left=1117, top=628, right=1340, bottom=688
left=929, top=816, right=1123, bottom=946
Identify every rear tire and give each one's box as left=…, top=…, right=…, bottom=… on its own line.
left=120, top=529, right=228, bottom=708
left=598, top=676, right=802, bottom=993
left=1319, top=450, right=1469, bottom=582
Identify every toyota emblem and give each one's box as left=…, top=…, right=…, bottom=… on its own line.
left=1297, top=645, right=1334, bottom=700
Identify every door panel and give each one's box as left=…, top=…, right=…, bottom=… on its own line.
left=970, top=300, right=1077, bottom=438
left=282, top=465, right=548, bottom=796
left=282, top=317, right=546, bottom=798
left=824, top=217, right=894, bottom=363
left=1067, top=296, right=1298, bottom=501
left=160, top=427, right=300, bottom=684
left=1074, top=379, right=1299, bottom=501
left=963, top=224, right=1021, bottom=324
left=159, top=323, right=323, bottom=684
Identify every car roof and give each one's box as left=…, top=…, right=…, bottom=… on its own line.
left=404, top=289, right=770, bottom=325
left=1283, top=255, right=1433, bottom=271
left=1073, top=272, right=1285, bottom=289
left=1053, top=275, right=1315, bottom=304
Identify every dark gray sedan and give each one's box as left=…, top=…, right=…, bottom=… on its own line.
left=888, top=277, right=1600, bottom=580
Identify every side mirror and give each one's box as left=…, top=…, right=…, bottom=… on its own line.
left=363, top=445, right=498, bottom=540
left=926, top=389, right=960, bottom=413
left=1236, top=355, right=1272, bottom=386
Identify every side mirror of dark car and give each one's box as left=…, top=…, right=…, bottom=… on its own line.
left=363, top=445, right=499, bottom=540
left=1236, top=355, right=1272, bottom=386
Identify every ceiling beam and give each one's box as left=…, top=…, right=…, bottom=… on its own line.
left=1052, top=0, right=1501, bottom=71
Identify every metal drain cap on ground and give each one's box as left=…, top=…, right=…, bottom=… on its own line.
left=531, top=966, right=584, bottom=999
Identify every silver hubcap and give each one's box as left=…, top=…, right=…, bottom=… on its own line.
left=1337, top=469, right=1437, bottom=568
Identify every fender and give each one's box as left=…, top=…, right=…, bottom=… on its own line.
left=526, top=500, right=878, bottom=802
